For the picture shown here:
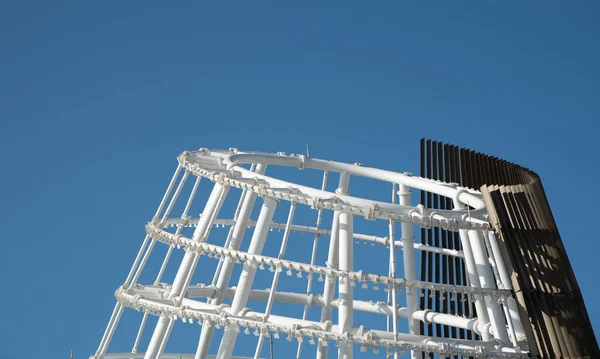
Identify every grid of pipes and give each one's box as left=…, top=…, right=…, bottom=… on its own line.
left=92, top=147, right=533, bottom=359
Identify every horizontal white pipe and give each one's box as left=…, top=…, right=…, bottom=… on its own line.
left=103, top=354, right=257, bottom=359
left=147, top=222, right=510, bottom=298
left=178, top=151, right=490, bottom=230
left=164, top=217, right=464, bottom=258
left=116, top=290, right=526, bottom=358
left=125, top=285, right=485, bottom=335
left=225, top=153, right=486, bottom=212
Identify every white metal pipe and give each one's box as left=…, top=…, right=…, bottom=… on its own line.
left=457, top=228, right=491, bottom=341
left=97, top=165, right=183, bottom=356
left=100, top=169, right=189, bottom=356
left=398, top=184, right=419, bottom=356
left=195, top=164, right=267, bottom=359
left=338, top=207, right=354, bottom=359
left=105, top=354, right=260, bottom=359
left=194, top=190, right=248, bottom=359
left=171, top=184, right=228, bottom=299
left=145, top=183, right=228, bottom=359
left=124, top=286, right=491, bottom=338
left=96, top=302, right=125, bottom=355
left=209, top=167, right=254, bottom=284
left=254, top=202, right=296, bottom=359
left=154, top=164, right=184, bottom=220
left=386, top=183, right=396, bottom=359
left=482, top=231, right=518, bottom=347
left=132, top=174, right=201, bottom=356
left=319, top=212, right=340, bottom=319
left=119, top=290, right=522, bottom=356
left=225, top=153, right=486, bottom=211
left=487, top=231, right=526, bottom=342
left=130, top=171, right=190, bottom=287
left=210, top=189, right=248, bottom=286
left=217, top=197, right=278, bottom=359
left=388, top=217, right=399, bottom=359
left=165, top=217, right=463, bottom=258
left=130, top=313, right=148, bottom=356
left=157, top=318, right=175, bottom=358
left=317, top=171, right=349, bottom=359
left=296, top=170, right=328, bottom=359
left=467, top=230, right=510, bottom=344
left=156, top=175, right=202, bottom=285
left=129, top=284, right=488, bottom=334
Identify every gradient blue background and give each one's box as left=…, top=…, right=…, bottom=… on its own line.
left=1, top=2, right=599, bottom=358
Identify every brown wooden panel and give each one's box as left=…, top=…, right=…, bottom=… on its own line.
left=420, top=139, right=599, bottom=358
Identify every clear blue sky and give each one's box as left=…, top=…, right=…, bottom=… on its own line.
left=1, top=2, right=599, bottom=358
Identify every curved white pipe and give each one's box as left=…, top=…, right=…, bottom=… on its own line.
left=226, top=152, right=486, bottom=210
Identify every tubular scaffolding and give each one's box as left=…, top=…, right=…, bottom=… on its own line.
left=92, top=147, right=532, bottom=359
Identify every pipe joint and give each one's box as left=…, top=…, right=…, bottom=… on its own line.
left=421, top=309, right=432, bottom=325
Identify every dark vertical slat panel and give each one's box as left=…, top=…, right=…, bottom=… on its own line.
left=456, top=146, right=471, bottom=340
left=419, top=140, right=599, bottom=357
left=441, top=143, right=453, bottom=341
left=454, top=145, right=468, bottom=341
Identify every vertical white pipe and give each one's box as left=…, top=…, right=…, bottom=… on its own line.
left=217, top=197, right=278, bottom=359
left=145, top=183, right=228, bottom=359
left=457, top=228, right=491, bottom=341
left=296, top=170, right=328, bottom=359
left=130, top=171, right=190, bottom=287
left=155, top=176, right=202, bottom=285
left=467, top=230, right=510, bottom=344
left=195, top=165, right=266, bottom=359
left=388, top=218, right=399, bottom=359
left=210, top=189, right=248, bottom=286
left=386, top=183, right=396, bottom=359
left=157, top=318, right=175, bottom=357
left=487, top=231, right=526, bottom=342
left=209, top=165, right=254, bottom=287
left=317, top=172, right=349, bottom=359
left=95, top=303, right=124, bottom=356
left=124, top=164, right=182, bottom=288
left=337, top=209, right=354, bottom=359
left=483, top=234, right=518, bottom=347
left=131, top=175, right=202, bottom=356
left=97, top=167, right=187, bottom=356
left=130, top=313, right=148, bottom=356
left=398, top=184, right=419, bottom=359
left=254, top=202, right=296, bottom=359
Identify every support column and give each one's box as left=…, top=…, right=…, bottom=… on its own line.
left=388, top=218, right=398, bottom=359
left=457, top=228, right=491, bottom=341
left=398, top=184, right=419, bottom=359
left=195, top=165, right=266, bottom=359
left=253, top=202, right=296, bottom=359
left=217, top=197, right=278, bottom=359
left=317, top=172, right=350, bottom=359
left=296, top=170, right=328, bottom=359
left=145, top=183, right=229, bottom=359
left=467, top=230, right=510, bottom=344
left=337, top=209, right=354, bottom=359
left=487, top=231, right=526, bottom=342
left=337, top=171, right=353, bottom=359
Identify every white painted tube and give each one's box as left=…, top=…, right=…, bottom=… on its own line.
left=217, top=197, right=278, bottom=359
left=398, top=184, right=419, bottom=359
left=338, top=209, right=354, bottom=359
left=467, top=230, right=509, bottom=344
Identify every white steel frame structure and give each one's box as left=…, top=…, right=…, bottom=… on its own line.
left=92, top=148, right=529, bottom=359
